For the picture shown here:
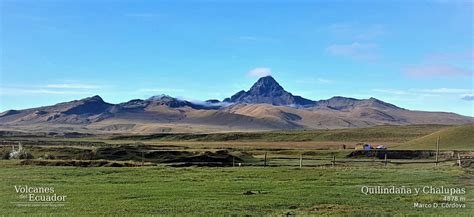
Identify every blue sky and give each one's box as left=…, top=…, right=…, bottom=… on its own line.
left=1, top=0, right=473, bottom=116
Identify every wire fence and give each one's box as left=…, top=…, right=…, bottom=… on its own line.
left=163, top=153, right=472, bottom=168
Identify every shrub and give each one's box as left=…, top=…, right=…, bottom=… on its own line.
left=18, top=152, right=34, bottom=159
left=1, top=151, right=10, bottom=160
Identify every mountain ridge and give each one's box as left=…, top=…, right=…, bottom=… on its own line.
left=0, top=76, right=472, bottom=133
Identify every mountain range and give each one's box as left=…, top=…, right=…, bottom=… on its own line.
left=1, top=76, right=472, bottom=134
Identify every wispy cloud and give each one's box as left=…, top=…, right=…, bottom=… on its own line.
left=326, top=42, right=379, bottom=61
left=45, top=83, right=101, bottom=89
left=403, top=50, right=473, bottom=78
left=416, top=88, right=471, bottom=94
left=404, top=64, right=473, bottom=77
left=326, top=22, right=385, bottom=62
left=425, top=50, right=474, bottom=63
left=373, top=88, right=474, bottom=101
left=0, top=87, right=92, bottom=96
left=461, top=94, right=474, bottom=101
left=22, top=89, right=89, bottom=95
left=372, top=89, right=410, bottom=95
left=0, top=82, right=104, bottom=96
left=329, top=23, right=386, bottom=40
left=247, top=67, right=272, bottom=77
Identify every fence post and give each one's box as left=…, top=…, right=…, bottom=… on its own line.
left=384, top=153, right=388, bottom=167
left=141, top=151, right=144, bottom=166
left=299, top=154, right=303, bottom=168
left=233, top=156, right=235, bottom=167
left=332, top=155, right=335, bottom=167
left=264, top=152, right=267, bottom=167
left=435, top=136, right=440, bottom=166
left=457, top=153, right=461, bottom=168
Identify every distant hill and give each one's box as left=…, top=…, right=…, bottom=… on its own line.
left=396, top=125, right=474, bottom=150
left=0, top=76, right=472, bottom=133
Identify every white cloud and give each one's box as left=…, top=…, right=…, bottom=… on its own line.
left=425, top=50, right=474, bottom=63
left=404, top=64, right=473, bottom=77
left=372, top=89, right=409, bottom=95
left=373, top=88, right=474, bottom=99
left=329, top=23, right=386, bottom=40
left=416, top=88, right=471, bottom=94
left=326, top=42, right=379, bottom=60
left=247, top=67, right=272, bottom=77
left=461, top=94, right=474, bottom=101
left=372, top=89, right=440, bottom=97
left=45, top=84, right=101, bottom=89
left=403, top=50, right=473, bottom=79
left=0, top=87, right=91, bottom=96
left=0, top=82, right=105, bottom=96
left=23, top=89, right=88, bottom=95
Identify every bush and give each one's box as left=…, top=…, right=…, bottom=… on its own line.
left=41, top=154, right=56, bottom=160
left=1, top=151, right=10, bottom=160
left=8, top=150, right=34, bottom=160
left=18, top=152, right=34, bottom=159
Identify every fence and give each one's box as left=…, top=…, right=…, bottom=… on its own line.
left=1, top=139, right=472, bottom=168
left=233, top=152, right=472, bottom=168
left=162, top=153, right=472, bottom=168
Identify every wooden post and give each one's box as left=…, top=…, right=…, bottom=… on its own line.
left=435, top=136, right=440, bottom=166
left=332, top=155, right=335, bottom=167
left=264, top=152, right=267, bottom=167
left=141, top=151, right=144, bottom=166
left=299, top=154, right=303, bottom=168
left=384, top=153, right=388, bottom=167
left=233, top=156, right=235, bottom=167
left=457, top=153, right=461, bottom=168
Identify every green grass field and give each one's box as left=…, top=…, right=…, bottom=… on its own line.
left=111, top=124, right=452, bottom=143
left=398, top=125, right=474, bottom=150
left=0, top=161, right=472, bottom=216
left=1, top=124, right=473, bottom=215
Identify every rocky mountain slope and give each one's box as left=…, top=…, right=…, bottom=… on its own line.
left=223, top=76, right=315, bottom=107
left=0, top=76, right=472, bottom=133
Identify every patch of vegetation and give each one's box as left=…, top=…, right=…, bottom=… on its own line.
left=0, top=145, right=252, bottom=166
left=20, top=159, right=147, bottom=167
left=398, top=125, right=474, bottom=150
left=112, top=125, right=449, bottom=143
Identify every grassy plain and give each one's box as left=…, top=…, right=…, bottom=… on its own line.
left=0, top=161, right=472, bottom=216
left=1, top=124, right=473, bottom=215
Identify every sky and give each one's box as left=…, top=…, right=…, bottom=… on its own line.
left=0, top=0, right=473, bottom=116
